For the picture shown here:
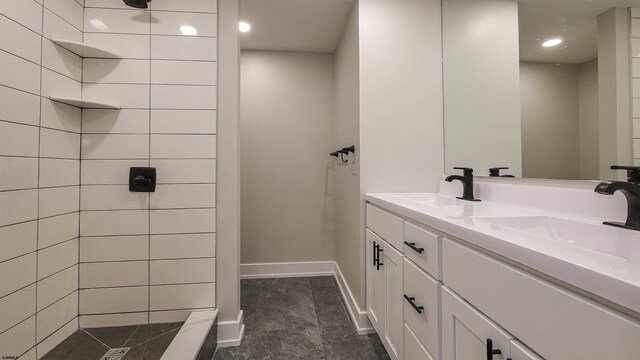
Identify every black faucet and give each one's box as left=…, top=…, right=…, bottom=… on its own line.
left=489, top=167, right=515, bottom=178
left=595, top=165, right=640, bottom=231
left=445, top=167, right=480, bottom=202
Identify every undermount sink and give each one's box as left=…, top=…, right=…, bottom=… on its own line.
left=390, top=194, right=475, bottom=206
left=472, top=216, right=640, bottom=263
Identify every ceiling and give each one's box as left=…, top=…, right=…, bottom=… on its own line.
left=239, top=0, right=355, bottom=53
left=519, top=0, right=640, bottom=64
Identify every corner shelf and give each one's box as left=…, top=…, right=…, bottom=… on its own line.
left=49, top=97, right=121, bottom=110
left=51, top=38, right=122, bottom=59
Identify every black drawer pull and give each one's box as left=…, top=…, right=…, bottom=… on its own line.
left=486, top=339, right=502, bottom=360
left=404, top=241, right=425, bottom=254
left=376, top=245, right=383, bottom=270
left=403, top=295, right=424, bottom=314
left=373, top=241, right=378, bottom=266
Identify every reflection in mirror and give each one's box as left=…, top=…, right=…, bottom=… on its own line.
left=443, top=0, right=639, bottom=181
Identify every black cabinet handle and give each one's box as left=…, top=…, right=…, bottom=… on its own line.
left=404, top=241, right=424, bottom=254
left=404, top=295, right=424, bottom=314
left=376, top=246, right=383, bottom=270
left=486, top=339, right=502, bottom=360
left=372, top=241, right=378, bottom=266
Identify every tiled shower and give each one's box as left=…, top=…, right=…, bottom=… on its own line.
left=0, top=0, right=218, bottom=358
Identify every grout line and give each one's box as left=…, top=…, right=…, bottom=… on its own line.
left=80, top=182, right=217, bottom=186
left=0, top=210, right=79, bottom=229
left=78, top=3, right=85, bottom=328
left=44, top=4, right=84, bottom=34
left=34, top=2, right=46, bottom=356
left=36, top=289, right=78, bottom=315
left=148, top=6, right=153, bottom=324
left=80, top=231, right=216, bottom=238
left=122, top=325, right=141, bottom=348
left=79, top=305, right=216, bottom=317
left=33, top=316, right=79, bottom=350
left=79, top=280, right=216, bottom=291
left=83, top=31, right=218, bottom=39
left=80, top=256, right=217, bottom=264
left=1, top=184, right=80, bottom=193
left=83, top=82, right=217, bottom=86
left=84, top=6, right=218, bottom=15
left=82, top=328, right=111, bottom=350
left=0, top=47, right=83, bottom=84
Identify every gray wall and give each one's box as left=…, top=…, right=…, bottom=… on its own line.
left=598, top=7, right=632, bottom=180
left=240, top=51, right=336, bottom=264
left=520, top=62, right=580, bottom=180
left=333, top=3, right=361, bottom=310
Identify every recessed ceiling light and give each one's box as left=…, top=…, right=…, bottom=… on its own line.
left=543, top=38, right=562, bottom=48
left=180, top=25, right=197, bottom=36
left=239, top=21, right=251, bottom=33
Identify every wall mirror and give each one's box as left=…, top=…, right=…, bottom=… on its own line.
left=443, top=0, right=640, bottom=181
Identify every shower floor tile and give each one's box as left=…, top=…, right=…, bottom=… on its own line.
left=214, top=276, right=390, bottom=360
left=41, top=322, right=183, bottom=360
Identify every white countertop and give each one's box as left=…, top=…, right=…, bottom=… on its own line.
left=366, top=191, right=640, bottom=316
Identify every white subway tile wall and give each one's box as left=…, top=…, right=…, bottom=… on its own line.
left=0, top=0, right=82, bottom=358
left=1, top=0, right=217, bottom=357
left=80, top=0, right=217, bottom=328
left=633, top=9, right=640, bottom=164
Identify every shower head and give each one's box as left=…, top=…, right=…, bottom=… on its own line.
left=123, top=0, right=150, bottom=9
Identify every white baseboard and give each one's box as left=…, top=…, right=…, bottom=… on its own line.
left=217, top=310, right=245, bottom=347
left=240, top=261, right=335, bottom=279
left=239, top=261, right=374, bottom=335
left=333, top=262, right=375, bottom=335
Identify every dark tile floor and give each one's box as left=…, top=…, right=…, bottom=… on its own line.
left=41, top=322, right=183, bottom=360
left=214, top=276, right=390, bottom=360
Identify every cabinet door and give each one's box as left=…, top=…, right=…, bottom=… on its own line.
left=509, top=341, right=543, bottom=360
left=442, top=287, right=513, bottom=360
left=366, top=229, right=385, bottom=334
left=405, top=324, right=435, bottom=360
left=382, top=240, right=404, bottom=360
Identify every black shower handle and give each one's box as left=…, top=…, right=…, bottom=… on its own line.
left=133, top=175, right=152, bottom=184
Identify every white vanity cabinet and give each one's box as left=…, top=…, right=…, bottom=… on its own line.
left=403, top=258, right=440, bottom=360
left=442, top=238, right=640, bottom=360
left=442, top=287, right=513, bottom=360
left=365, top=199, right=640, bottom=360
left=366, top=228, right=404, bottom=360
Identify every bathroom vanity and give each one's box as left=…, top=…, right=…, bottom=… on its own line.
left=365, top=181, right=640, bottom=360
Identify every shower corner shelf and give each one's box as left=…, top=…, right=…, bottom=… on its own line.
left=51, top=38, right=122, bottom=59
left=49, top=97, right=121, bottom=110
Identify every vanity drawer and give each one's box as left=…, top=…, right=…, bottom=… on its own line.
left=404, top=324, right=435, bottom=360
left=366, top=204, right=403, bottom=250
left=443, top=239, right=640, bottom=360
left=404, top=258, right=440, bottom=359
left=404, top=221, right=440, bottom=279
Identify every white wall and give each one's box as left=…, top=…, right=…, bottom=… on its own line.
left=520, top=62, right=580, bottom=180
left=240, top=51, right=336, bottom=264
left=333, top=3, right=361, bottom=309
left=579, top=59, right=600, bottom=180
left=79, top=1, right=218, bottom=328
left=0, top=1, right=82, bottom=357
left=443, top=0, right=522, bottom=177
left=217, top=0, right=242, bottom=338
left=358, top=0, right=443, bottom=306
